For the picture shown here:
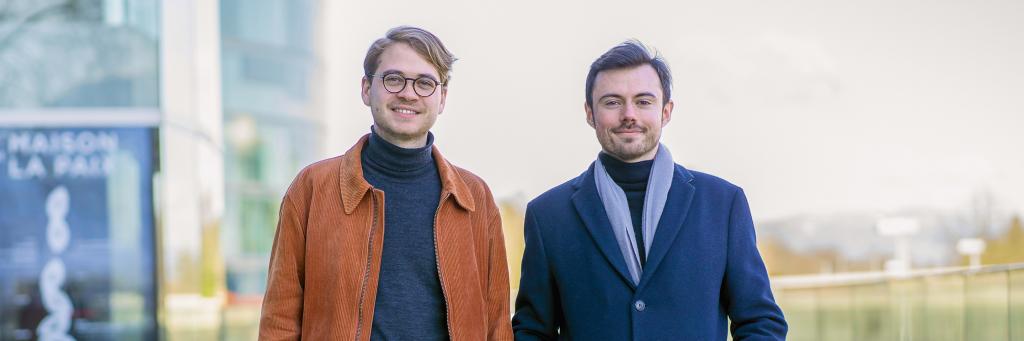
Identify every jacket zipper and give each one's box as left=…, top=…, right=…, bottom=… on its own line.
left=355, top=191, right=380, bottom=340
left=433, top=192, right=454, bottom=338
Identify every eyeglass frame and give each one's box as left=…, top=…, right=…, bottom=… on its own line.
left=368, top=73, right=445, bottom=97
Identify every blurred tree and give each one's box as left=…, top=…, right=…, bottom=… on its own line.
left=759, top=235, right=889, bottom=276
left=976, top=215, right=1024, bottom=265
left=499, top=199, right=525, bottom=291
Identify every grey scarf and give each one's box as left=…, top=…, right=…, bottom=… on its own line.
left=593, top=144, right=674, bottom=285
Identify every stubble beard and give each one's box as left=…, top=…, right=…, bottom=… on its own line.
left=599, top=130, right=659, bottom=162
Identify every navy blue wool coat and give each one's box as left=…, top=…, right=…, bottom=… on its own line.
left=513, top=163, right=787, bottom=340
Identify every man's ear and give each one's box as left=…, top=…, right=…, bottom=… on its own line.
left=661, top=99, right=674, bottom=126
left=361, top=76, right=371, bottom=106
left=437, top=85, right=448, bottom=115
left=585, top=102, right=596, bottom=128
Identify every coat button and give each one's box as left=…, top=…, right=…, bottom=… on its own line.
left=634, top=300, right=646, bottom=312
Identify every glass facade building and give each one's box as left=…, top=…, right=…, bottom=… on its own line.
left=220, top=0, right=320, bottom=300
left=218, top=0, right=321, bottom=338
left=1, top=1, right=161, bottom=340
left=0, top=0, right=322, bottom=339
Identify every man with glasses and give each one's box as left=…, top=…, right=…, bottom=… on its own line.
left=259, top=26, right=513, bottom=341
left=512, top=41, right=787, bottom=340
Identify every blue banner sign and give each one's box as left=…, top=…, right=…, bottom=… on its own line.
left=0, top=127, right=157, bottom=340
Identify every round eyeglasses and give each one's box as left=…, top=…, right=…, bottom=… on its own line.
left=371, top=73, right=442, bottom=97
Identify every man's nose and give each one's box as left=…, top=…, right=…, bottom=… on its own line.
left=621, top=102, right=638, bottom=121
left=397, top=80, right=419, bottom=100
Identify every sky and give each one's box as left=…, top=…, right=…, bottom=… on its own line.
left=319, top=0, right=1024, bottom=224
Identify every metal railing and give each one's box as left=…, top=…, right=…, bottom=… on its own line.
left=772, top=263, right=1024, bottom=341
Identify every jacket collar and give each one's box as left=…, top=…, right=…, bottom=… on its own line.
left=339, top=134, right=476, bottom=214
left=570, top=160, right=696, bottom=290
left=569, top=160, right=694, bottom=190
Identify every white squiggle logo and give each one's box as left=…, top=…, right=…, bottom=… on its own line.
left=37, top=186, right=75, bottom=341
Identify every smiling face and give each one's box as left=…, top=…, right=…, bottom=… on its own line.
left=586, top=64, right=673, bottom=162
left=362, top=42, right=447, bottom=148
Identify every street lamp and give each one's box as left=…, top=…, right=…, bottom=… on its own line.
left=877, top=217, right=920, bottom=275
left=956, top=238, right=986, bottom=270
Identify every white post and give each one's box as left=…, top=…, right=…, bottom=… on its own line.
left=877, top=217, right=920, bottom=275
left=956, top=238, right=986, bottom=270
left=159, top=0, right=225, bottom=337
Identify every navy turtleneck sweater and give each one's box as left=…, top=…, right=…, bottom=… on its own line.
left=362, top=128, right=448, bottom=340
left=599, top=152, right=653, bottom=266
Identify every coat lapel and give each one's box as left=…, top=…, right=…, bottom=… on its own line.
left=637, top=165, right=695, bottom=289
left=571, top=165, right=637, bottom=289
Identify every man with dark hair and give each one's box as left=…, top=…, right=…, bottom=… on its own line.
left=259, top=26, right=513, bottom=341
left=512, top=41, right=787, bottom=340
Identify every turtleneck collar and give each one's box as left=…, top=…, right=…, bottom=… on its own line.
left=598, top=152, right=653, bottom=186
left=363, top=126, right=435, bottom=174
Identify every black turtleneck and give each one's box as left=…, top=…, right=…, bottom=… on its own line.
left=362, top=127, right=448, bottom=341
left=599, top=152, right=653, bottom=266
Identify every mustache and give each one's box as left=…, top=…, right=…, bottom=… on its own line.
left=389, top=99, right=422, bottom=109
left=392, top=99, right=419, bottom=105
left=610, top=123, right=647, bottom=133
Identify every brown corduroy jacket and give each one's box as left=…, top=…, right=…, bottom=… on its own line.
left=258, top=135, right=513, bottom=340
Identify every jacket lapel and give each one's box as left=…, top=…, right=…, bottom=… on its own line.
left=637, top=165, right=695, bottom=289
left=571, top=165, right=637, bottom=290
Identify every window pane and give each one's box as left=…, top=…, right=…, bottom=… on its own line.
left=819, top=286, right=854, bottom=341
left=923, top=274, right=965, bottom=341
left=776, top=288, right=819, bottom=341
left=852, top=282, right=892, bottom=340
left=966, top=271, right=1009, bottom=341
left=1011, top=268, right=1023, bottom=341
left=0, top=0, right=159, bottom=108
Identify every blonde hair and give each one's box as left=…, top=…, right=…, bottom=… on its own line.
left=363, top=26, right=457, bottom=85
